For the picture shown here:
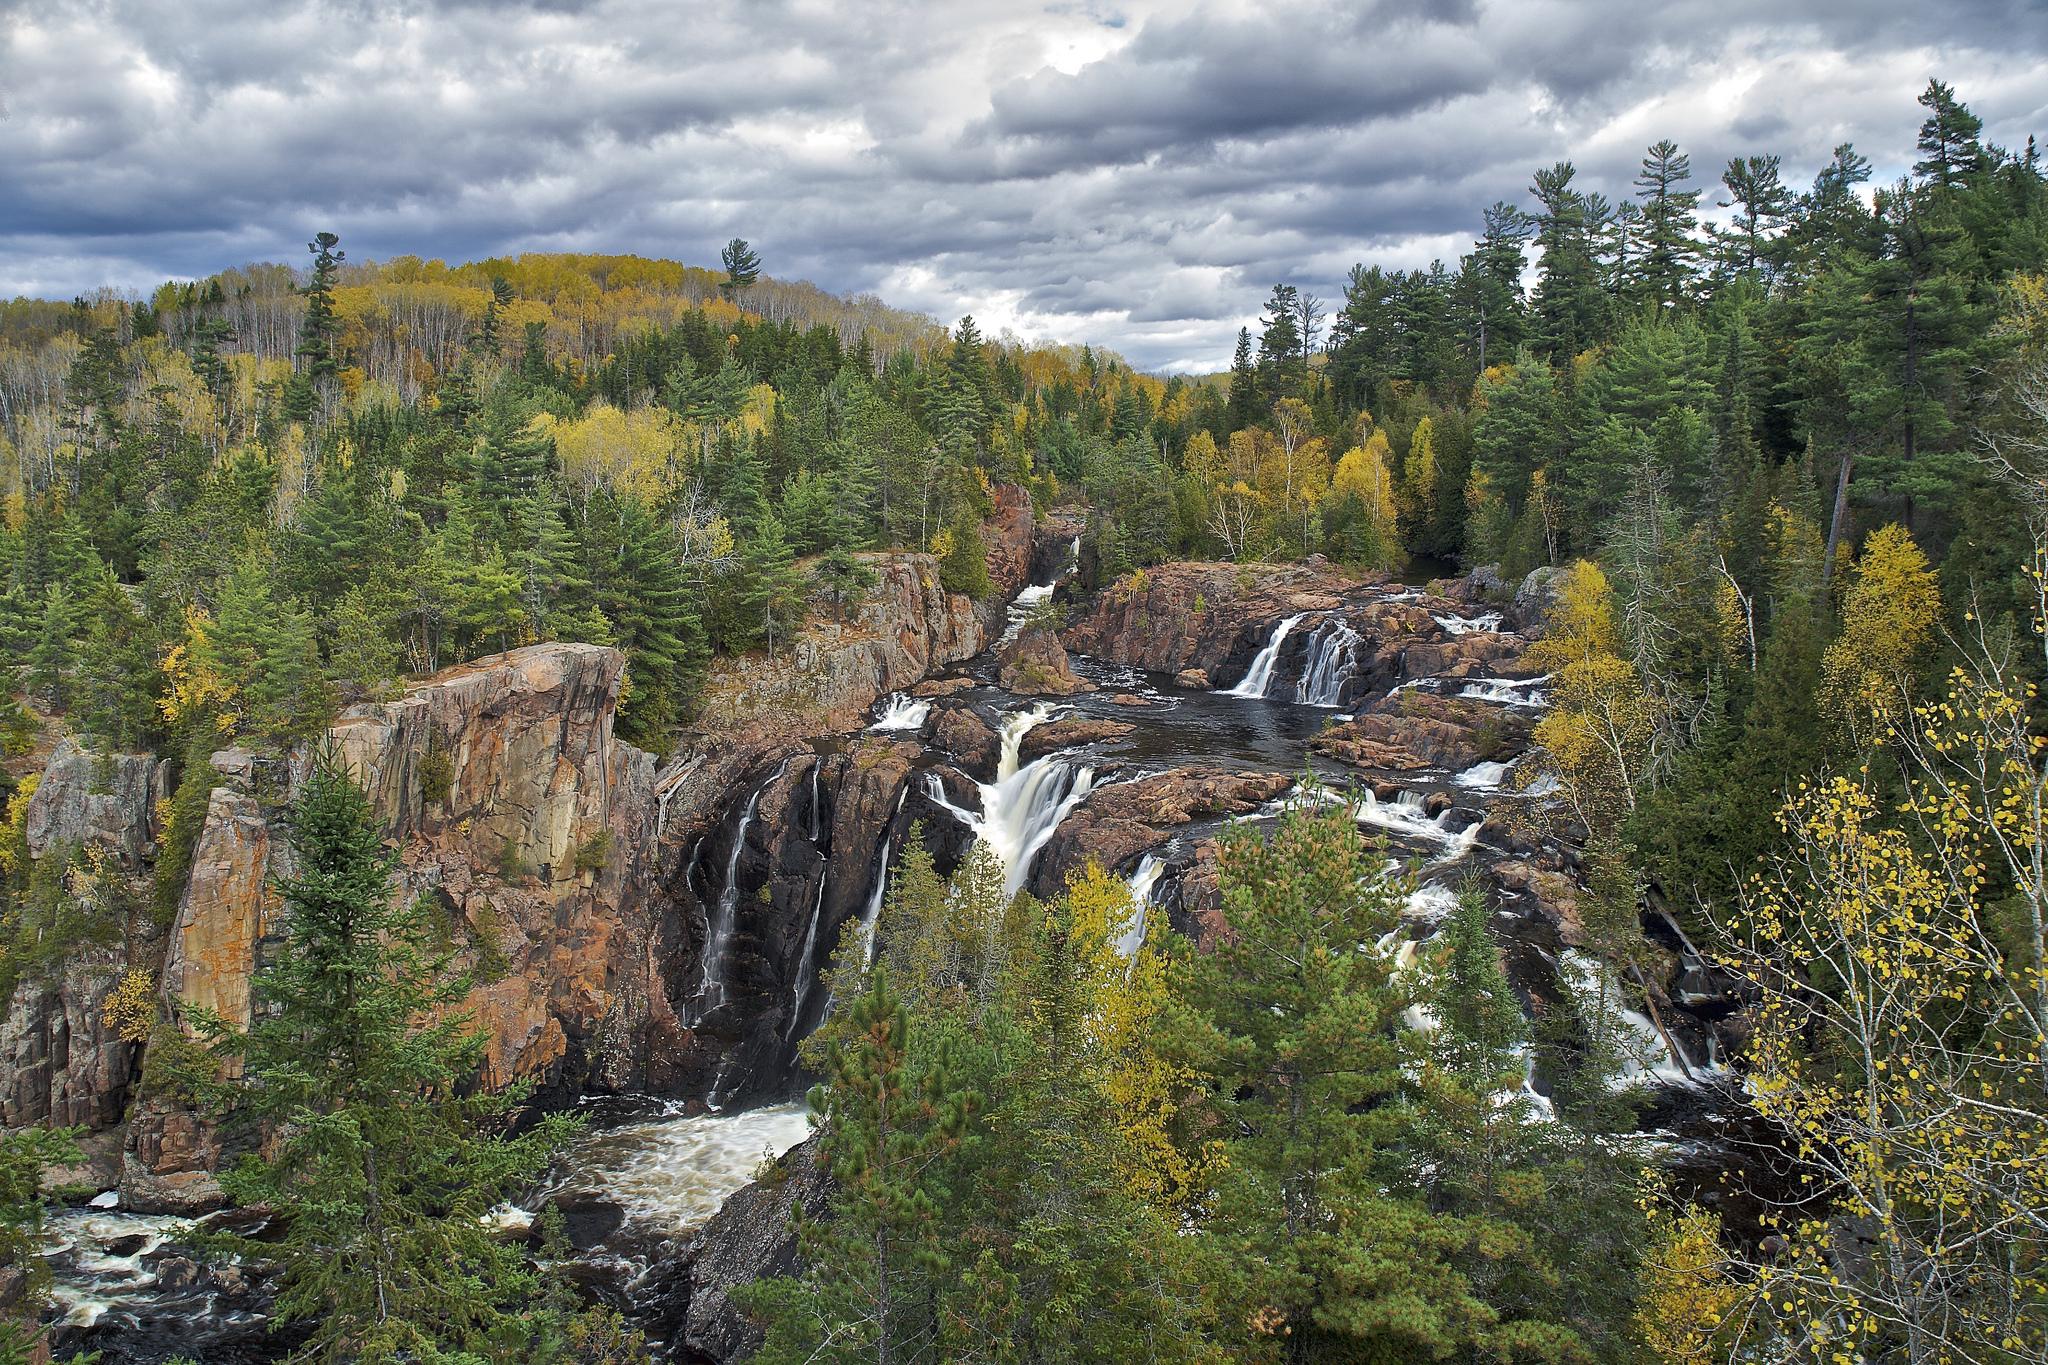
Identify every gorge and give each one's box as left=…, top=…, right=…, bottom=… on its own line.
left=15, top=495, right=1738, bottom=1363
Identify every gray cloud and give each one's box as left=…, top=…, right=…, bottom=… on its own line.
left=2, top=0, right=2043, bottom=372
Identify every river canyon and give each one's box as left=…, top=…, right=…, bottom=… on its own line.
left=14, top=494, right=1744, bottom=1363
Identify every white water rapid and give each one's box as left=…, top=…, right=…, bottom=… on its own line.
left=1114, top=852, right=1167, bottom=959
left=871, top=692, right=932, bottom=733
left=922, top=705, right=1098, bottom=899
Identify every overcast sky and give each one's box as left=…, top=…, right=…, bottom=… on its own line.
left=3, top=1, right=2045, bottom=371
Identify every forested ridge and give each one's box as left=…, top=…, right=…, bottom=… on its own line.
left=2, top=78, right=2046, bottom=1365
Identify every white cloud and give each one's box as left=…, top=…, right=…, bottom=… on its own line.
left=1, top=0, right=2040, bottom=369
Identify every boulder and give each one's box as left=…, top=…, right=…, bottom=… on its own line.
left=1512, top=565, right=1566, bottom=634
left=997, top=626, right=1093, bottom=697
left=930, top=705, right=999, bottom=777
left=1017, top=717, right=1133, bottom=765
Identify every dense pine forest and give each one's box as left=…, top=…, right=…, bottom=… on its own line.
left=3, top=77, right=2046, bottom=1365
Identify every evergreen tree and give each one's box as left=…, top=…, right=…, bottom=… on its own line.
left=576, top=488, right=707, bottom=744
left=741, top=966, right=974, bottom=1364
left=734, top=512, right=806, bottom=659
left=1914, top=79, right=1987, bottom=190
left=1634, top=140, right=1700, bottom=310
left=1226, top=326, right=1262, bottom=427
left=1255, top=284, right=1305, bottom=403
left=1167, top=795, right=1505, bottom=1362
left=1717, top=154, right=1794, bottom=277
left=76, top=567, right=159, bottom=750
left=720, top=237, right=764, bottom=304
left=201, top=753, right=579, bottom=1363
left=286, top=231, right=345, bottom=422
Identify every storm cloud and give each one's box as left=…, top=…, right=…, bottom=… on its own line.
left=2, top=0, right=2044, bottom=370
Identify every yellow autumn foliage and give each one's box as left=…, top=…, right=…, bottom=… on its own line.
left=1061, top=863, right=1214, bottom=1210
left=1819, top=523, right=1939, bottom=739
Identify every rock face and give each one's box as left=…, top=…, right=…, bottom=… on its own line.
left=1313, top=693, right=1532, bottom=773
left=1, top=740, right=157, bottom=1131
left=116, top=643, right=679, bottom=1209
left=1031, top=768, right=1292, bottom=896
left=161, top=788, right=282, bottom=1041
left=23, top=740, right=158, bottom=869
left=997, top=627, right=1093, bottom=696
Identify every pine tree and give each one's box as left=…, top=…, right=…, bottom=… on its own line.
left=720, top=237, right=763, bottom=304
left=575, top=488, right=707, bottom=744
left=740, top=966, right=974, bottom=1364
left=1255, top=284, right=1305, bottom=404
left=734, top=513, right=806, bottom=659
left=200, top=753, right=579, bottom=1363
left=1167, top=794, right=1494, bottom=1362
left=1717, top=154, right=1794, bottom=277
left=76, top=567, right=159, bottom=751
left=205, top=553, right=335, bottom=745
left=1635, top=140, right=1700, bottom=311
left=25, top=582, right=81, bottom=709
left=1914, top=79, right=1987, bottom=190
left=1226, top=326, right=1261, bottom=428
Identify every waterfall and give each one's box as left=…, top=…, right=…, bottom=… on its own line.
left=807, top=759, right=824, bottom=840
left=688, top=759, right=789, bottom=1025
left=1294, top=616, right=1363, bottom=706
left=858, top=835, right=892, bottom=969
left=920, top=705, right=1096, bottom=897
left=1454, top=759, right=1514, bottom=789
left=1352, top=788, right=1451, bottom=845
left=1002, top=537, right=1082, bottom=642
left=871, top=692, right=932, bottom=733
left=1113, top=852, right=1166, bottom=959
left=785, top=873, right=828, bottom=1038
left=1222, top=613, right=1307, bottom=698
left=1558, top=950, right=1701, bottom=1088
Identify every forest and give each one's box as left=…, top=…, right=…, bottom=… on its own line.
left=1, top=77, right=2045, bottom=1365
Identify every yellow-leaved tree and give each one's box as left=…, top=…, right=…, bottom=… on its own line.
left=1819, top=523, right=1940, bottom=743
left=1060, top=863, right=1214, bottom=1210
left=1330, top=431, right=1400, bottom=569
left=1725, top=769, right=2047, bottom=1365
left=1528, top=560, right=1659, bottom=827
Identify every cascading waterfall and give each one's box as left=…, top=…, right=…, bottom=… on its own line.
left=858, top=835, right=892, bottom=968
left=1454, top=758, right=1515, bottom=789
left=1001, top=535, right=1084, bottom=642
left=688, top=759, right=791, bottom=1025
left=1294, top=616, right=1363, bottom=707
left=1558, top=950, right=1702, bottom=1088
left=1113, top=852, right=1167, bottom=959
left=785, top=874, right=827, bottom=1038
left=920, top=705, right=1097, bottom=897
left=871, top=692, right=932, bottom=733
left=1223, top=613, right=1307, bottom=698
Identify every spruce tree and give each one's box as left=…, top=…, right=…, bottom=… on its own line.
left=202, top=753, right=578, bottom=1363
left=286, top=231, right=345, bottom=422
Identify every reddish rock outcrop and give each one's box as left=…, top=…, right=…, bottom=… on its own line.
left=997, top=627, right=1093, bottom=696
left=1060, top=562, right=1366, bottom=676
left=1031, top=768, right=1290, bottom=894
left=1312, top=693, right=1532, bottom=773
left=1017, top=717, right=1133, bottom=765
